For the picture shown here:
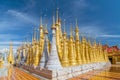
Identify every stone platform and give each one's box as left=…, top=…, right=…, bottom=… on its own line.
left=21, top=62, right=111, bottom=80
left=51, top=62, right=111, bottom=80
left=69, top=64, right=120, bottom=80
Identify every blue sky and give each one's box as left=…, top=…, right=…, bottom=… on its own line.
left=0, top=0, right=120, bottom=50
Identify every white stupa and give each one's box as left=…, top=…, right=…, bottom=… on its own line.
left=46, top=24, right=62, bottom=70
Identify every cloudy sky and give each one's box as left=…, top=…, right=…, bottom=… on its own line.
left=0, top=0, right=120, bottom=51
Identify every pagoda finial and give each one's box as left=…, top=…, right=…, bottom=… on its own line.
left=94, top=39, right=97, bottom=46
left=32, top=34, right=34, bottom=43
left=56, top=8, right=59, bottom=23
left=10, top=42, right=12, bottom=46
left=82, top=33, right=85, bottom=41
left=64, top=19, right=66, bottom=33
left=51, top=15, right=56, bottom=29
left=44, top=23, right=48, bottom=34
left=40, top=16, right=42, bottom=26
left=33, top=27, right=37, bottom=41
left=75, top=19, right=80, bottom=41
left=76, top=18, right=78, bottom=29
left=53, top=15, right=55, bottom=24
left=88, top=38, right=91, bottom=46
left=37, top=29, right=39, bottom=42
left=70, top=25, right=73, bottom=36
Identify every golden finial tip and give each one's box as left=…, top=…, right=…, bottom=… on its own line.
left=76, top=18, right=78, bottom=25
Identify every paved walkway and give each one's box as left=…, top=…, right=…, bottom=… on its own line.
left=0, top=65, right=40, bottom=80
left=0, top=64, right=120, bottom=80
left=69, top=65, right=120, bottom=80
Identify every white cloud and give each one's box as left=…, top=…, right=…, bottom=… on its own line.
left=98, top=35, right=120, bottom=38
left=0, top=34, right=21, bottom=41
left=0, top=34, right=23, bottom=51
left=0, top=41, right=23, bottom=45
left=0, top=9, right=39, bottom=32
left=0, top=20, right=21, bottom=32
left=79, top=26, right=105, bottom=37
left=0, top=41, right=24, bottom=53
left=7, top=10, right=38, bottom=26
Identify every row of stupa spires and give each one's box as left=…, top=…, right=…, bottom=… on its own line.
left=15, top=9, right=109, bottom=68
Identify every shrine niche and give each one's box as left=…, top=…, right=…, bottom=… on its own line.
left=103, top=45, right=120, bottom=64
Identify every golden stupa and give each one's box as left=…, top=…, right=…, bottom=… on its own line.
left=15, top=9, right=111, bottom=79
left=0, top=57, right=4, bottom=68
left=7, top=43, right=14, bottom=64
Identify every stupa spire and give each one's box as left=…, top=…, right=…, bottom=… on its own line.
left=76, top=19, right=78, bottom=29
left=75, top=19, right=81, bottom=65
left=33, top=28, right=37, bottom=42
left=63, top=19, right=66, bottom=33
left=51, top=15, right=56, bottom=29
left=8, top=42, right=14, bottom=64
left=40, top=16, right=43, bottom=27
left=70, top=26, right=73, bottom=37
left=39, top=17, right=44, bottom=40
left=56, top=8, right=59, bottom=23
left=69, top=25, right=77, bottom=66
left=53, top=15, right=55, bottom=24
left=61, top=26, right=69, bottom=67
left=32, top=34, right=34, bottom=43
left=40, top=28, right=49, bottom=68
left=81, top=34, right=87, bottom=64
left=75, top=19, right=79, bottom=41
